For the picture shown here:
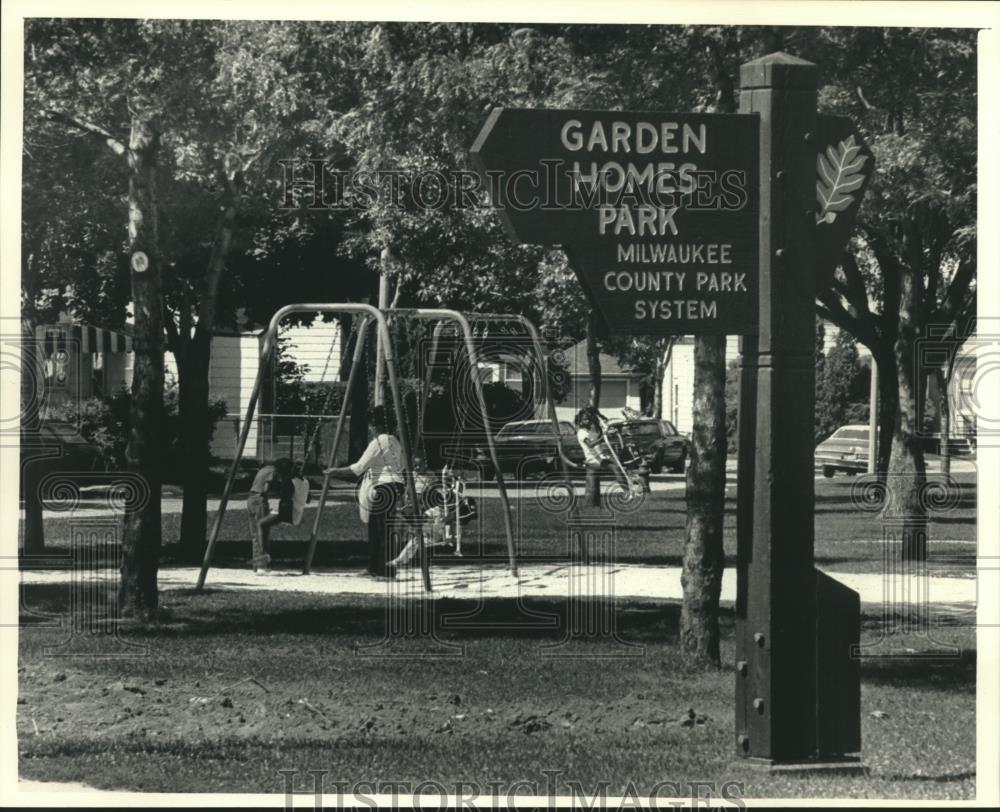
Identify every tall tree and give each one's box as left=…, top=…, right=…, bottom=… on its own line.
left=809, top=28, right=977, bottom=558
left=677, top=27, right=751, bottom=666
left=157, top=21, right=340, bottom=559
left=24, top=20, right=369, bottom=565
left=679, top=334, right=728, bottom=664
left=26, top=19, right=173, bottom=617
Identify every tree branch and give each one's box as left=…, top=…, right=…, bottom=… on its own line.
left=856, top=86, right=877, bottom=111
left=937, top=257, right=976, bottom=325
left=861, top=223, right=902, bottom=345
left=840, top=252, right=871, bottom=315
left=41, top=109, right=126, bottom=156
left=164, top=305, right=180, bottom=354
left=923, top=210, right=951, bottom=311
left=389, top=274, right=403, bottom=309
left=193, top=186, right=238, bottom=344
left=829, top=275, right=852, bottom=301
left=816, top=289, right=878, bottom=352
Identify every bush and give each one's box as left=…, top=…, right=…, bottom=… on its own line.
left=48, top=382, right=227, bottom=481
left=47, top=390, right=130, bottom=470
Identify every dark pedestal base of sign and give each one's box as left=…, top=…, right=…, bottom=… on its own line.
left=734, top=756, right=867, bottom=776
left=735, top=566, right=861, bottom=762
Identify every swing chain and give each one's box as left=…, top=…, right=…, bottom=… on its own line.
left=296, top=315, right=362, bottom=476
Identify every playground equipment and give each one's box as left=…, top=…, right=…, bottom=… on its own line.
left=595, top=410, right=650, bottom=499
left=196, top=305, right=572, bottom=592
left=389, top=464, right=477, bottom=567
left=196, top=303, right=427, bottom=591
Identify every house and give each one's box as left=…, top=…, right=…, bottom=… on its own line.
left=34, top=321, right=133, bottom=406
left=33, top=317, right=346, bottom=463
left=553, top=339, right=644, bottom=422
left=660, top=336, right=740, bottom=433
left=661, top=327, right=977, bottom=449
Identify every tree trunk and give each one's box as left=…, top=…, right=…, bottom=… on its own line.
left=678, top=44, right=734, bottom=668
left=176, top=190, right=236, bottom=561
left=939, top=365, right=952, bottom=476
left=177, top=333, right=212, bottom=561
left=875, top=347, right=897, bottom=478
left=885, top=251, right=927, bottom=561
left=586, top=308, right=602, bottom=410
left=119, top=116, right=164, bottom=621
left=20, top=316, right=45, bottom=554
left=680, top=334, right=728, bottom=666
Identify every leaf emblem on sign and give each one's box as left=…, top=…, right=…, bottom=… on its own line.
left=815, top=135, right=868, bottom=225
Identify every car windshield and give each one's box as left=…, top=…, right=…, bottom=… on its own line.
left=833, top=428, right=870, bottom=441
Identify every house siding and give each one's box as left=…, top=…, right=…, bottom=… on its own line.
left=555, top=377, right=631, bottom=422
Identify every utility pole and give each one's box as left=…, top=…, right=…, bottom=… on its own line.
left=868, top=357, right=878, bottom=474
left=375, top=246, right=395, bottom=406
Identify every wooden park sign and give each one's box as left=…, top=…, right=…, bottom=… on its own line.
left=472, top=110, right=760, bottom=335
left=473, top=52, right=872, bottom=768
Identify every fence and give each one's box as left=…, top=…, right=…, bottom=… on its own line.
left=212, top=413, right=352, bottom=469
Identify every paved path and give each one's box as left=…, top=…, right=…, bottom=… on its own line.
left=20, top=562, right=977, bottom=608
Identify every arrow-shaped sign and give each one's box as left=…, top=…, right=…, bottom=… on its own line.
left=471, top=108, right=761, bottom=335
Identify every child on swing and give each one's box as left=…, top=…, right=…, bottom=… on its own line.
left=247, top=457, right=304, bottom=574
left=247, top=457, right=294, bottom=575
left=389, top=457, right=477, bottom=568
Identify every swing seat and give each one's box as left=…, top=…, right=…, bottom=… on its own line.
left=291, top=477, right=310, bottom=526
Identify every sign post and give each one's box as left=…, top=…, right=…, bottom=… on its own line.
left=735, top=52, right=861, bottom=767
left=471, top=51, right=865, bottom=768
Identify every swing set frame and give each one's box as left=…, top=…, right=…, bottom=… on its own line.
left=195, top=304, right=573, bottom=593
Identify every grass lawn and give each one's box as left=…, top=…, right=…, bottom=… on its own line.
left=18, top=585, right=975, bottom=799
left=25, top=471, right=977, bottom=576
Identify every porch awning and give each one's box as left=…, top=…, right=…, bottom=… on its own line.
left=34, top=324, right=132, bottom=354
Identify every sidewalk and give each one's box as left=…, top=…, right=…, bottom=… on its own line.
left=20, top=562, right=977, bottom=609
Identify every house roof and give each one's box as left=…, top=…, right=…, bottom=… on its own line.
left=560, top=339, right=636, bottom=379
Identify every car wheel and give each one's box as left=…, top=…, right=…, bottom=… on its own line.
left=669, top=452, right=686, bottom=474
left=648, top=451, right=664, bottom=474
left=822, top=466, right=835, bottom=478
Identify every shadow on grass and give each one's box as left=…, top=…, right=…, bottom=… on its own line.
left=21, top=581, right=734, bottom=646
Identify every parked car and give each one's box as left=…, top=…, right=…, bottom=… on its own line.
left=480, top=419, right=585, bottom=479
left=607, top=418, right=689, bottom=473
left=815, top=424, right=874, bottom=477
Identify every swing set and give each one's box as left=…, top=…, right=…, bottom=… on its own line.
left=195, top=303, right=574, bottom=593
